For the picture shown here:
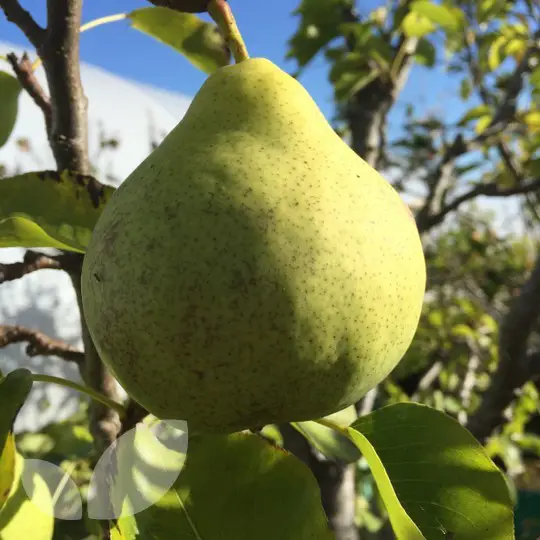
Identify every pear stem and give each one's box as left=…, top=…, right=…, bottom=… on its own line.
left=31, top=373, right=127, bottom=418
left=208, top=0, right=249, bottom=63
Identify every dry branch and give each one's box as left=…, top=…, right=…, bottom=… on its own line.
left=0, top=0, right=45, bottom=47
left=0, top=250, right=78, bottom=283
left=6, top=52, right=52, bottom=131
left=0, top=324, right=84, bottom=364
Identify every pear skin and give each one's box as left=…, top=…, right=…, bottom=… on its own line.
left=82, top=58, right=426, bottom=434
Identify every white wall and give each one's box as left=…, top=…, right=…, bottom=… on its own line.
left=0, top=41, right=191, bottom=432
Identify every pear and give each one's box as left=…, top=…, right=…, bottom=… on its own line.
left=0, top=71, right=21, bottom=149
left=81, top=58, right=426, bottom=434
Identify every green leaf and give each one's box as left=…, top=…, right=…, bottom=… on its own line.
left=414, top=38, right=436, bottom=66
left=334, top=69, right=381, bottom=101
left=128, top=7, right=230, bottom=74
left=402, top=11, right=436, bottom=38
left=475, top=114, right=493, bottom=134
left=0, top=170, right=114, bottom=252
left=288, top=0, right=350, bottom=68
left=0, top=370, right=33, bottom=461
left=410, top=1, right=462, bottom=32
left=457, top=104, right=491, bottom=126
left=505, top=38, right=526, bottom=60
left=293, top=406, right=361, bottom=463
left=0, top=434, right=16, bottom=511
left=488, top=35, right=507, bottom=71
left=477, top=0, right=508, bottom=23
left=0, top=71, right=21, bottom=149
left=352, top=403, right=515, bottom=539
left=343, top=427, right=424, bottom=539
left=460, top=78, right=472, bottom=100
left=119, top=433, right=333, bottom=539
left=0, top=451, right=54, bottom=539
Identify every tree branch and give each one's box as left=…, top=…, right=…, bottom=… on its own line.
left=6, top=53, right=52, bottom=132
left=41, top=0, right=89, bottom=173
left=28, top=8, right=121, bottom=536
left=417, top=177, right=540, bottom=232
left=467, top=251, right=540, bottom=442
left=0, top=324, right=84, bottom=364
left=0, top=0, right=45, bottom=48
left=147, top=0, right=210, bottom=12
left=0, top=250, right=79, bottom=284
left=415, top=26, right=540, bottom=233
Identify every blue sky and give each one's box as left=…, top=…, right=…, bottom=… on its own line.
left=0, top=0, right=466, bottom=133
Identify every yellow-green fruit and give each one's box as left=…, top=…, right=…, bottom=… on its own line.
left=81, top=58, right=426, bottom=434
left=0, top=452, right=54, bottom=539
left=0, top=72, right=21, bottom=149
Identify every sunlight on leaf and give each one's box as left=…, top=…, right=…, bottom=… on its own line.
left=128, top=7, right=230, bottom=73
left=0, top=170, right=114, bottom=252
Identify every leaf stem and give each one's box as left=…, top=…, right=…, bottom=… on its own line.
left=314, top=417, right=350, bottom=437
left=31, top=373, right=127, bottom=418
left=207, top=0, right=249, bottom=63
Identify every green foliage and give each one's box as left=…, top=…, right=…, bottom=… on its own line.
left=0, top=451, right=54, bottom=540
left=128, top=7, right=230, bottom=73
left=0, top=1, right=539, bottom=538
left=292, top=406, right=361, bottom=463
left=0, top=170, right=114, bottom=252
left=117, top=433, right=334, bottom=539
left=352, top=403, right=515, bottom=539
left=287, top=0, right=353, bottom=69
left=0, top=71, right=21, bottom=149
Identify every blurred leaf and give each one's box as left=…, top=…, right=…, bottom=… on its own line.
left=0, top=370, right=33, bottom=462
left=476, top=114, right=493, bottom=134
left=0, top=71, right=21, bottom=149
left=402, top=11, right=436, bottom=38
left=128, top=7, right=230, bottom=73
left=335, top=69, right=381, bottom=101
left=505, top=38, right=526, bottom=61
left=0, top=451, right=54, bottom=539
left=118, top=433, right=333, bottom=539
left=477, top=0, right=508, bottom=23
left=0, top=433, right=15, bottom=511
left=352, top=403, right=515, bottom=539
left=460, top=78, right=472, bottom=100
left=0, top=170, right=114, bottom=252
left=410, top=1, right=462, bottom=32
left=452, top=323, right=475, bottom=338
left=488, top=35, right=507, bottom=71
left=288, top=0, right=351, bottom=68
left=523, top=111, right=540, bottom=133
left=414, top=38, right=436, bottom=66
left=17, top=408, right=93, bottom=464
left=458, top=104, right=491, bottom=126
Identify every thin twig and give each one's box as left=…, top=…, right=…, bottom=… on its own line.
left=147, top=0, right=210, bottom=12
left=415, top=26, right=540, bottom=233
left=0, top=0, right=45, bottom=47
left=0, top=324, right=84, bottom=364
left=0, top=250, right=78, bottom=283
left=6, top=52, right=52, bottom=132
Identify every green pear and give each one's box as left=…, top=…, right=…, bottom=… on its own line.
left=0, top=71, right=21, bottom=149
left=81, top=58, right=426, bottom=434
